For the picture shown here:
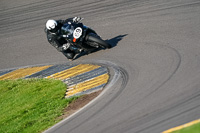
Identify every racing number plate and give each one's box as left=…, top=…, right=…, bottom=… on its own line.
left=73, top=27, right=82, bottom=39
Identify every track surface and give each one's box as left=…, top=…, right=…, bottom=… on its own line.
left=1, top=0, right=200, bottom=132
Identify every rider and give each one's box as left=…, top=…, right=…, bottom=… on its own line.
left=44, top=17, right=82, bottom=60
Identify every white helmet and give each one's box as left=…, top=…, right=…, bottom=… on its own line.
left=46, top=19, right=57, bottom=30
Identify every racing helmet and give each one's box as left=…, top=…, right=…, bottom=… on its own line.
left=46, top=19, right=58, bottom=32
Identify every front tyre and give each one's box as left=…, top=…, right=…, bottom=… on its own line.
left=62, top=51, right=74, bottom=59
left=86, top=33, right=111, bottom=49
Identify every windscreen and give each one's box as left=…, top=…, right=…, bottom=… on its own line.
left=61, top=23, right=74, bottom=36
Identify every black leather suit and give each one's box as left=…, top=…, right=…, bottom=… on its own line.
left=44, top=18, right=80, bottom=59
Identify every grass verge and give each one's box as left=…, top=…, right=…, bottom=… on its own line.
left=0, top=79, right=79, bottom=133
left=171, top=122, right=200, bottom=133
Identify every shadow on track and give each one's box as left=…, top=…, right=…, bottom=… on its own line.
left=73, top=34, right=128, bottom=60
left=106, top=34, right=128, bottom=48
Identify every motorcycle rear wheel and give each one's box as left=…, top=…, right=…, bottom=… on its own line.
left=86, top=33, right=111, bottom=49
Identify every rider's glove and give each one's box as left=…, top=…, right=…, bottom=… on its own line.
left=73, top=17, right=82, bottom=23
left=62, top=43, right=70, bottom=50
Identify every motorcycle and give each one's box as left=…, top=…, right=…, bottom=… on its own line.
left=60, top=18, right=111, bottom=60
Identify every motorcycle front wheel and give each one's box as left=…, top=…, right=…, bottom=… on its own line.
left=62, top=51, right=74, bottom=59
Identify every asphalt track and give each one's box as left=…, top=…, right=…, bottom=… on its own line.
left=1, top=0, right=200, bottom=133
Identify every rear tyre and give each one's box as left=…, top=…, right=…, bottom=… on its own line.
left=86, top=33, right=111, bottom=49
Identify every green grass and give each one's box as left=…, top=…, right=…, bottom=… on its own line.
left=172, top=122, right=200, bottom=133
left=0, top=79, right=79, bottom=133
